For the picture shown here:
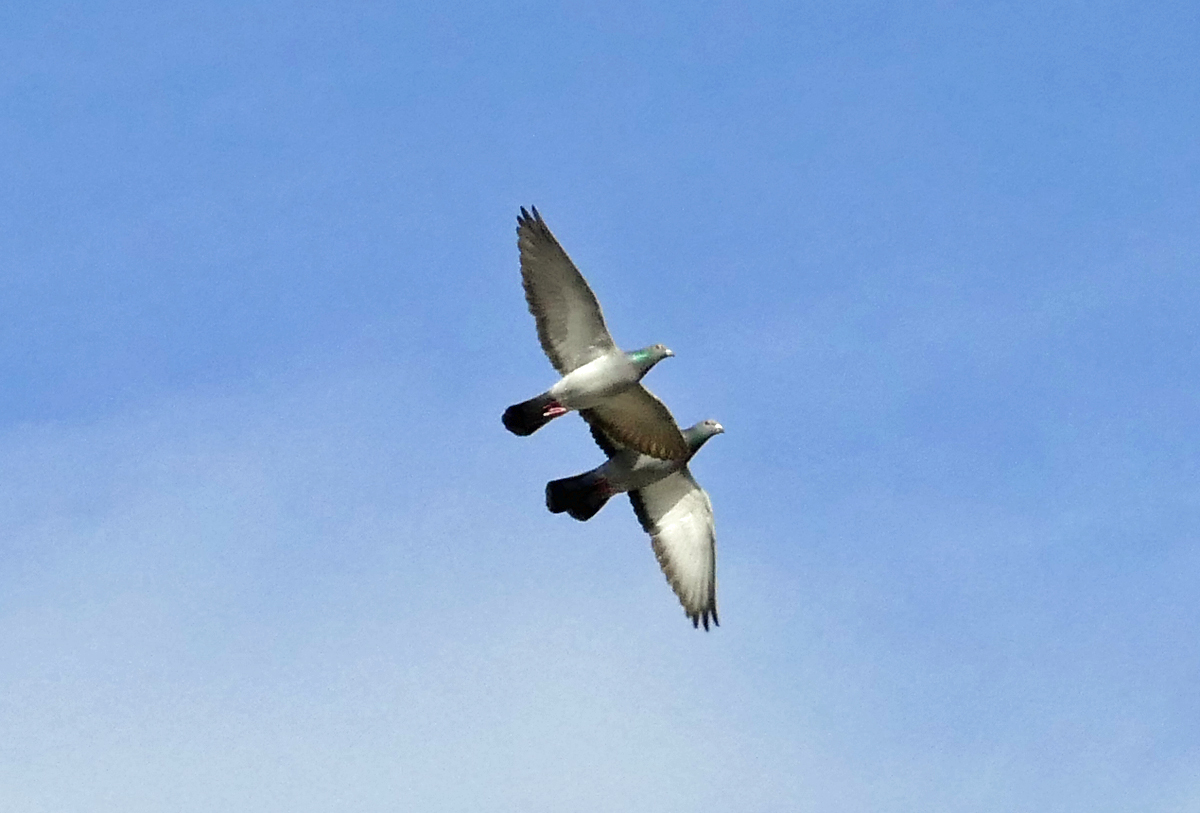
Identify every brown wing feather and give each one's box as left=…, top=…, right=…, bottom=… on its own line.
left=579, top=409, right=622, bottom=457
left=585, top=386, right=688, bottom=461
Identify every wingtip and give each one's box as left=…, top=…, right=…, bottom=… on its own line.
left=689, top=607, right=718, bottom=631
left=517, top=206, right=549, bottom=237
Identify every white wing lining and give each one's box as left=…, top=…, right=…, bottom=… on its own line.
left=630, top=469, right=718, bottom=629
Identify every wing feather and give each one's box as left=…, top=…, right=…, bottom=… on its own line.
left=579, top=409, right=622, bottom=457
left=585, top=386, right=689, bottom=461
left=629, top=470, right=718, bottom=629
left=517, top=207, right=616, bottom=374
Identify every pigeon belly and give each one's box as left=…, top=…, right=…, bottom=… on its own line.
left=600, top=449, right=684, bottom=493
left=548, top=353, right=637, bottom=409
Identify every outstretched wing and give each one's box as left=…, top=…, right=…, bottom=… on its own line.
left=629, top=469, right=718, bottom=630
left=517, top=207, right=616, bottom=374
left=585, top=386, right=688, bottom=461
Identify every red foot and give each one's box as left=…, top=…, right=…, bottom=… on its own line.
left=543, top=402, right=568, bottom=418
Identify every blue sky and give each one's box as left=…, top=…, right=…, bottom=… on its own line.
left=3, top=2, right=1199, bottom=810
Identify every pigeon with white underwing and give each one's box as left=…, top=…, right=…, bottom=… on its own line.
left=547, top=414, right=724, bottom=630
left=502, top=207, right=689, bottom=462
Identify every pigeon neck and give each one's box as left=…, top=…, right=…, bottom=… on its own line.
left=683, top=427, right=715, bottom=456
left=627, top=348, right=659, bottom=376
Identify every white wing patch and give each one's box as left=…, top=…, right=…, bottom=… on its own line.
left=630, top=469, right=718, bottom=629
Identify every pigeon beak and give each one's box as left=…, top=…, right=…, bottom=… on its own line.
left=713, top=422, right=725, bottom=434
left=664, top=348, right=675, bottom=358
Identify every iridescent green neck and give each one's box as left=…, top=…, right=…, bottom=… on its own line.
left=627, top=346, right=661, bottom=373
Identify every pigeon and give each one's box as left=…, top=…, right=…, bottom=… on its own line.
left=502, top=207, right=689, bottom=462
left=547, top=414, right=725, bottom=630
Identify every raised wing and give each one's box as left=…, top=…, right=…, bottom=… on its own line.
left=517, top=207, right=617, bottom=374
left=585, top=386, right=689, bottom=461
left=629, top=469, right=718, bottom=630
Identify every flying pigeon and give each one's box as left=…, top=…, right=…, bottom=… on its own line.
left=502, top=207, right=689, bottom=462
left=547, top=414, right=725, bottom=630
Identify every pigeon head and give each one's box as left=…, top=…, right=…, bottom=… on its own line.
left=683, top=420, right=724, bottom=453
left=628, top=344, right=674, bottom=376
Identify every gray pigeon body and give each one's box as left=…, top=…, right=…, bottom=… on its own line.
left=547, top=416, right=724, bottom=630
left=503, top=207, right=689, bottom=462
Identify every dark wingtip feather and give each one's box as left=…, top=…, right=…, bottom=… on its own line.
left=517, top=206, right=536, bottom=231
left=691, top=608, right=717, bottom=632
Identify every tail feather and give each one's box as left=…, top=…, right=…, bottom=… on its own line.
left=546, top=472, right=612, bottom=521
left=503, top=394, right=558, bottom=436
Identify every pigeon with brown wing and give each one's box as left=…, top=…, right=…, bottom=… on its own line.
left=502, top=207, right=688, bottom=462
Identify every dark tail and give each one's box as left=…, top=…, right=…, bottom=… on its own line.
left=546, top=472, right=612, bottom=521
left=502, top=394, right=560, bottom=436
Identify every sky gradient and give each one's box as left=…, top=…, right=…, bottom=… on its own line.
left=3, top=2, right=1199, bottom=810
